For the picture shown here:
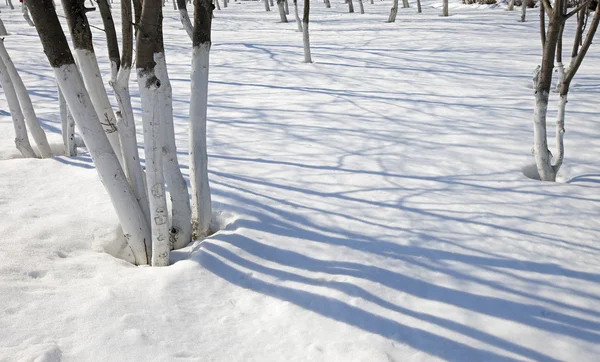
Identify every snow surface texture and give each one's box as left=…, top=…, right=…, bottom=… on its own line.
left=1, top=1, right=600, bottom=361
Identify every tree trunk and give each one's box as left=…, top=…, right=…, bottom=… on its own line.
left=0, top=56, right=36, bottom=158
left=58, top=84, right=77, bottom=156
left=61, top=0, right=125, bottom=168
left=277, top=0, right=288, bottom=22
left=22, top=4, right=34, bottom=26
left=293, top=0, right=302, bottom=31
left=402, top=0, right=409, bottom=8
left=520, top=0, right=527, bottom=22
left=508, top=0, right=514, bottom=11
left=132, top=0, right=142, bottom=25
left=26, top=0, right=151, bottom=265
left=264, top=0, right=270, bottom=12
left=284, top=0, right=289, bottom=14
left=302, top=0, right=312, bottom=63
left=270, top=0, right=274, bottom=6
left=223, top=0, right=228, bottom=8
left=136, top=0, right=170, bottom=266
left=388, top=0, right=398, bottom=22
left=6, top=0, right=14, bottom=10
left=111, top=0, right=149, bottom=223
left=416, top=0, right=421, bottom=13
left=177, top=0, right=194, bottom=40
left=215, top=0, right=221, bottom=10
left=442, top=0, right=448, bottom=16
left=0, top=39, right=53, bottom=158
left=0, top=17, right=8, bottom=35
left=190, top=0, right=214, bottom=238
left=324, top=0, right=331, bottom=8
left=358, top=0, right=364, bottom=13
left=97, top=0, right=121, bottom=81
left=348, top=0, right=354, bottom=13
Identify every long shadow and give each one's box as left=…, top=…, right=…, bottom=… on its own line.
left=197, top=248, right=526, bottom=362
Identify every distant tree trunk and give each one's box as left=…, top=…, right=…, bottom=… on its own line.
left=270, top=0, right=274, bottom=6
left=110, top=0, right=150, bottom=223
left=264, top=0, right=270, bottom=11
left=442, top=0, right=448, bottom=16
left=6, top=0, right=14, bottom=10
left=0, top=17, right=7, bottom=35
left=416, top=0, right=421, bottom=13
left=97, top=0, right=121, bottom=81
left=402, top=0, right=409, bottom=8
left=0, top=39, right=53, bottom=157
left=293, top=0, right=302, bottom=31
left=508, top=0, right=514, bottom=10
left=190, top=0, right=214, bottom=238
left=61, top=0, right=125, bottom=167
left=177, top=0, right=194, bottom=39
left=223, top=0, right=228, bottom=8
left=358, top=0, right=364, bottom=13
left=22, top=4, right=34, bottom=26
left=302, top=0, right=312, bottom=62
left=26, top=0, right=151, bottom=265
left=284, top=0, right=289, bottom=14
left=520, top=0, right=527, bottom=22
left=388, top=0, right=398, bottom=22
left=58, top=84, right=77, bottom=156
left=0, top=56, right=36, bottom=158
left=348, top=0, right=354, bottom=12
left=277, top=0, right=288, bottom=21
left=324, top=0, right=331, bottom=8
left=215, top=0, right=221, bottom=10
left=136, top=0, right=170, bottom=266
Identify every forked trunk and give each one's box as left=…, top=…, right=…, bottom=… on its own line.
left=27, top=0, right=151, bottom=265
left=277, top=0, right=288, bottom=22
left=302, top=0, right=312, bottom=63
left=0, top=39, right=52, bottom=158
left=190, top=0, right=214, bottom=238
left=0, top=56, right=36, bottom=158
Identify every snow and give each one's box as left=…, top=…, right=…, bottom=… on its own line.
left=1, top=1, right=600, bottom=361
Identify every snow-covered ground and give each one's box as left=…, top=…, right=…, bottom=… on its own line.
left=1, top=1, right=599, bottom=361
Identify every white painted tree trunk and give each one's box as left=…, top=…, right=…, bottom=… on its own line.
left=73, top=49, right=124, bottom=167
left=358, top=0, right=364, bottom=14
left=303, top=21, right=312, bottom=63
left=324, top=0, right=331, bottom=8
left=388, top=0, right=398, bottom=22
left=110, top=67, right=150, bottom=224
left=189, top=43, right=213, bottom=239
left=179, top=8, right=194, bottom=40
left=58, top=63, right=151, bottom=264
left=0, top=56, right=36, bottom=158
left=284, top=0, right=289, bottom=14
left=552, top=94, right=567, bottom=173
left=58, top=84, right=77, bottom=156
left=0, top=39, right=53, bottom=158
left=154, top=53, right=192, bottom=250
left=264, top=0, right=270, bottom=12
left=138, top=62, right=169, bottom=267
left=555, top=62, right=565, bottom=93
left=442, top=0, right=448, bottom=16
left=277, top=0, right=288, bottom=22
left=0, top=17, right=8, bottom=36
left=402, top=0, right=409, bottom=8
left=294, top=0, right=302, bottom=32
left=508, top=0, right=514, bottom=10
left=532, top=68, right=555, bottom=181
left=520, top=0, right=526, bottom=22
left=22, top=5, right=34, bottom=27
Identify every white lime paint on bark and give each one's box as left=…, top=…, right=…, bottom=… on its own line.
left=555, top=62, right=564, bottom=93
left=0, top=56, right=35, bottom=158
left=552, top=93, right=567, bottom=173
left=532, top=66, right=555, bottom=181
left=137, top=65, right=169, bottom=266
left=264, top=0, right=270, bottom=12
left=0, top=39, right=52, bottom=158
left=73, top=49, right=124, bottom=167
left=294, top=0, right=302, bottom=32
left=110, top=66, right=150, bottom=224
left=22, top=4, right=34, bottom=27
left=303, top=21, right=312, bottom=63
left=154, top=53, right=192, bottom=250
left=58, top=84, right=77, bottom=156
left=388, top=0, right=398, bottom=22
left=57, top=63, right=150, bottom=264
left=189, top=43, right=213, bottom=238
left=277, top=0, right=288, bottom=22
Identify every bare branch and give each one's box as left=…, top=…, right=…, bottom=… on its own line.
left=565, top=0, right=593, bottom=20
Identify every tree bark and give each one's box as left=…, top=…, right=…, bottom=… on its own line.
left=177, top=0, right=194, bottom=39
left=97, top=0, right=121, bottom=81
left=264, top=0, right=270, bottom=12
left=442, top=0, right=448, bottom=16
left=0, top=56, right=36, bottom=158
left=190, top=0, right=214, bottom=238
left=417, top=0, right=422, bottom=13
left=26, top=0, right=151, bottom=264
left=388, top=0, right=398, bottom=22
left=402, top=0, right=409, bottom=8
left=61, top=0, right=125, bottom=168
left=324, top=0, right=331, bottom=8
left=22, top=4, right=34, bottom=27
left=520, top=0, right=527, bottom=22
left=136, top=0, right=170, bottom=266
left=58, top=83, right=77, bottom=156
left=348, top=0, right=354, bottom=13
left=293, top=0, right=302, bottom=31
left=508, top=0, right=514, bottom=10
left=0, top=39, right=53, bottom=158
left=277, top=0, right=288, bottom=22
left=358, top=0, right=364, bottom=14
left=302, top=0, right=312, bottom=63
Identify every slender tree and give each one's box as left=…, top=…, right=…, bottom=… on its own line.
left=348, top=0, right=354, bottom=13
left=177, top=0, right=194, bottom=39
left=442, top=0, right=448, bottom=16
left=293, top=0, right=302, bottom=31
left=277, top=0, right=288, bottom=22
left=302, top=0, right=312, bottom=63
left=388, top=0, right=398, bottom=22
left=97, top=0, right=121, bottom=80
left=190, top=0, right=214, bottom=238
